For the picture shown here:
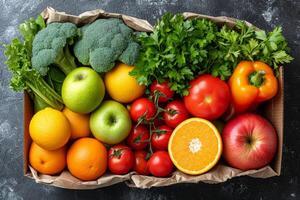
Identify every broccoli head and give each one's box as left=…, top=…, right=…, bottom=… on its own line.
left=73, top=18, right=140, bottom=73
left=31, top=22, right=79, bottom=76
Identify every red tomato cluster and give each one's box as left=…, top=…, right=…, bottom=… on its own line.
left=108, top=75, right=232, bottom=177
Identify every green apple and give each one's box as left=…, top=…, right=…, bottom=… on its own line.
left=62, top=67, right=105, bottom=113
left=90, top=100, right=132, bottom=144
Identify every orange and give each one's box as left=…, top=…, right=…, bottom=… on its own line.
left=168, top=118, right=222, bottom=175
left=63, top=107, right=90, bottom=140
left=29, top=142, right=66, bottom=175
left=29, top=107, right=71, bottom=150
left=104, top=63, right=145, bottom=103
left=67, top=138, right=107, bottom=181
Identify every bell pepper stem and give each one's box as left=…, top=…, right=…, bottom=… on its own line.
left=249, top=70, right=265, bottom=87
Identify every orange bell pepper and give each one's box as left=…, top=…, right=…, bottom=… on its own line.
left=229, top=61, right=278, bottom=114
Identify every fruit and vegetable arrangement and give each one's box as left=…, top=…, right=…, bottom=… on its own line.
left=4, top=12, right=293, bottom=182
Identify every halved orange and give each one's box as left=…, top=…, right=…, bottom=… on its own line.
left=168, top=118, right=222, bottom=175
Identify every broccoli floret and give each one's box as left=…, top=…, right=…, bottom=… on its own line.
left=89, top=47, right=115, bottom=72
left=119, top=42, right=140, bottom=65
left=31, top=22, right=79, bottom=76
left=73, top=18, right=140, bottom=73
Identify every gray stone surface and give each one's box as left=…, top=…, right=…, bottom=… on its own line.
left=0, top=0, right=300, bottom=199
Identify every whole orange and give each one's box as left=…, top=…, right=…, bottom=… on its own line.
left=29, top=107, right=71, bottom=150
left=67, top=138, right=107, bottom=181
left=104, top=63, right=145, bottom=103
left=29, top=142, right=66, bottom=175
left=63, top=107, right=90, bottom=140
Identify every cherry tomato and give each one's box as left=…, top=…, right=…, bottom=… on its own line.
left=127, top=125, right=150, bottom=150
left=130, top=98, right=156, bottom=122
left=148, top=151, right=173, bottom=177
left=184, top=74, right=231, bottom=120
left=163, top=100, right=189, bottom=128
left=108, top=144, right=134, bottom=175
left=150, top=80, right=174, bottom=103
left=133, top=150, right=150, bottom=175
left=151, top=125, right=172, bottom=150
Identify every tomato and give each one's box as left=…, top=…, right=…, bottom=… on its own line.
left=133, top=150, right=150, bottom=175
left=108, top=144, right=134, bottom=175
left=150, top=80, right=174, bottom=103
left=163, top=100, right=189, bottom=128
left=184, top=74, right=231, bottom=120
left=127, top=125, right=150, bottom=150
left=151, top=125, right=172, bottom=150
left=130, top=98, right=156, bottom=122
left=148, top=151, right=173, bottom=177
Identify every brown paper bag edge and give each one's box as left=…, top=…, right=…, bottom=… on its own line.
left=23, top=7, right=283, bottom=189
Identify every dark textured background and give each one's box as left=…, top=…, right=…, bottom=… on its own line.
left=0, top=0, right=300, bottom=199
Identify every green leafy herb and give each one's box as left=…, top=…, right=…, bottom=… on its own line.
left=4, top=15, right=64, bottom=111
left=19, top=15, right=46, bottom=52
left=215, top=22, right=293, bottom=77
left=130, top=13, right=293, bottom=96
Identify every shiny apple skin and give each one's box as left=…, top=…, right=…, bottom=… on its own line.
left=222, top=113, right=278, bottom=170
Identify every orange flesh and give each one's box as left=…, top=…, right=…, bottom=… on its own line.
left=169, top=118, right=222, bottom=174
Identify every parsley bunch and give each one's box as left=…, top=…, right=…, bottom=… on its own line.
left=212, top=21, right=293, bottom=77
left=130, top=13, right=293, bottom=96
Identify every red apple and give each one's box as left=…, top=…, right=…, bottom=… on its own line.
left=222, top=113, right=277, bottom=170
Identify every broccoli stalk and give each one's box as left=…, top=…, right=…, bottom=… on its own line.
left=4, top=16, right=64, bottom=111
left=54, top=45, right=77, bottom=75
